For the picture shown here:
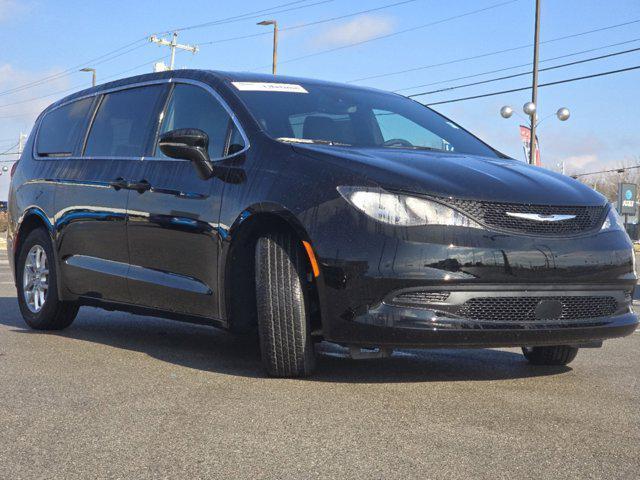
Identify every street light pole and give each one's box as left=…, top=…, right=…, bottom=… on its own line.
left=529, top=0, right=541, bottom=165
left=80, top=67, right=96, bottom=87
left=258, top=20, right=278, bottom=75
left=500, top=105, right=570, bottom=169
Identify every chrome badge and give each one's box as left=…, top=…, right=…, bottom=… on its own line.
left=505, top=212, right=576, bottom=222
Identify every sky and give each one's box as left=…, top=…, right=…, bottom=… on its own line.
left=1, top=0, right=639, bottom=181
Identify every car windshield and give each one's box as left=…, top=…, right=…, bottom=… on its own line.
left=231, top=81, right=500, bottom=158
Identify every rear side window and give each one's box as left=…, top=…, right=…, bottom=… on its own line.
left=85, top=85, right=164, bottom=157
left=36, top=98, right=93, bottom=157
left=157, top=84, right=235, bottom=159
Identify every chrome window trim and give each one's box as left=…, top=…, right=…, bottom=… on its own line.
left=32, top=77, right=250, bottom=162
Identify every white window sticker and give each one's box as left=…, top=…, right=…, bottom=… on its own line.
left=231, top=82, right=308, bottom=94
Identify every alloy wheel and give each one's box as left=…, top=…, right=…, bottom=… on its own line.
left=23, top=245, right=49, bottom=313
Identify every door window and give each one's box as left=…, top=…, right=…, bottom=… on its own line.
left=36, top=97, right=93, bottom=157
left=157, top=84, right=237, bottom=159
left=84, top=85, right=165, bottom=157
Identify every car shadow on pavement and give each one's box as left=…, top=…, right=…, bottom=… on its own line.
left=0, top=298, right=571, bottom=382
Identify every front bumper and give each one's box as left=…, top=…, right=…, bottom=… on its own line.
left=324, top=285, right=638, bottom=348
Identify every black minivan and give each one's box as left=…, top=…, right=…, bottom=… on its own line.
left=7, top=70, right=637, bottom=377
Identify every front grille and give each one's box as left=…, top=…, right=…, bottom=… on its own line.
left=457, top=296, right=617, bottom=321
left=392, top=291, right=450, bottom=305
left=436, top=197, right=606, bottom=235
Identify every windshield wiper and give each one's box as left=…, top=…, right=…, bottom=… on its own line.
left=384, top=145, right=443, bottom=152
left=277, top=137, right=351, bottom=147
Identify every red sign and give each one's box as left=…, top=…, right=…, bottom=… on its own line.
left=519, top=125, right=541, bottom=166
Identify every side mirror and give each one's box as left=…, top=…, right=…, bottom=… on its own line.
left=158, top=128, right=214, bottom=179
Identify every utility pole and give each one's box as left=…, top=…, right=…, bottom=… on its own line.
left=18, top=132, right=26, bottom=155
left=149, top=32, right=198, bottom=70
left=529, top=0, right=541, bottom=165
left=257, top=20, right=278, bottom=75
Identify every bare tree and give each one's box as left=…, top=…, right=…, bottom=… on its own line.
left=575, top=158, right=640, bottom=203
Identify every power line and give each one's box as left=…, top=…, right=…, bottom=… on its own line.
left=407, top=46, right=640, bottom=97
left=0, top=53, right=171, bottom=114
left=0, top=143, right=18, bottom=155
left=0, top=1, right=335, bottom=100
left=0, top=38, right=149, bottom=99
left=197, top=0, right=423, bottom=46
left=394, top=37, right=640, bottom=93
left=348, top=18, right=640, bottom=83
left=571, top=165, right=640, bottom=178
left=250, top=0, right=521, bottom=70
left=0, top=112, right=40, bottom=120
left=161, top=0, right=332, bottom=34
left=424, top=64, right=640, bottom=106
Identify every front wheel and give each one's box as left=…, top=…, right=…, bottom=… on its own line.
left=522, top=346, right=579, bottom=366
left=255, top=233, right=316, bottom=377
left=16, top=228, right=79, bottom=330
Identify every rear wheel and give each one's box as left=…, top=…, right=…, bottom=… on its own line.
left=255, top=233, right=316, bottom=377
left=16, top=228, right=78, bottom=330
left=522, top=346, right=579, bottom=366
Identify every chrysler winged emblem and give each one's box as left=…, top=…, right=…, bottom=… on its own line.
left=505, top=212, right=576, bottom=222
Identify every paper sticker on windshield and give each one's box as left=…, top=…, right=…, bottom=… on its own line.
left=232, top=82, right=308, bottom=93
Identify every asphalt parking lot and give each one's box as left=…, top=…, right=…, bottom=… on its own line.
left=0, top=248, right=639, bottom=479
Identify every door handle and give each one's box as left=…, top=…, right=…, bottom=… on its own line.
left=109, top=177, right=128, bottom=191
left=127, top=179, right=151, bottom=194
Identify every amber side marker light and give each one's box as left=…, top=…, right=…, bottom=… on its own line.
left=302, top=240, right=320, bottom=278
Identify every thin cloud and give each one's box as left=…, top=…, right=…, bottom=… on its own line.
left=0, top=63, right=71, bottom=141
left=0, top=0, right=26, bottom=22
left=312, top=14, right=396, bottom=48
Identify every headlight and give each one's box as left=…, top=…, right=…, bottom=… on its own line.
left=337, top=186, right=481, bottom=227
left=600, top=205, right=625, bottom=232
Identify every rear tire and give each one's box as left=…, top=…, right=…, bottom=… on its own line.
left=255, top=233, right=316, bottom=377
left=522, top=345, right=579, bottom=366
left=16, top=228, right=79, bottom=330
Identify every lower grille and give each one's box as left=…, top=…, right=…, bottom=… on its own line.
left=435, top=197, right=606, bottom=236
left=392, top=291, right=450, bottom=305
left=457, top=296, right=617, bottom=321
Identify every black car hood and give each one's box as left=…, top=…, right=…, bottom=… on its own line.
left=293, top=144, right=605, bottom=206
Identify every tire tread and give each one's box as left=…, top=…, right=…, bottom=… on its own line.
left=255, top=233, right=315, bottom=377
left=522, top=345, right=579, bottom=366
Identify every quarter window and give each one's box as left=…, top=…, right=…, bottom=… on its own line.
left=85, top=85, right=165, bottom=157
left=36, top=98, right=93, bottom=157
left=157, top=84, right=237, bottom=159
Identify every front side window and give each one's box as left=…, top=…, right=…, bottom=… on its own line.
left=36, top=97, right=93, bottom=157
left=374, top=109, right=454, bottom=151
left=157, top=84, right=238, bottom=159
left=84, top=85, right=165, bottom=157
left=233, top=82, right=499, bottom=158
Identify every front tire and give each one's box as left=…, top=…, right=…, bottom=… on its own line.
left=255, top=233, right=316, bottom=377
left=16, top=228, right=78, bottom=330
left=522, top=346, right=579, bottom=366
